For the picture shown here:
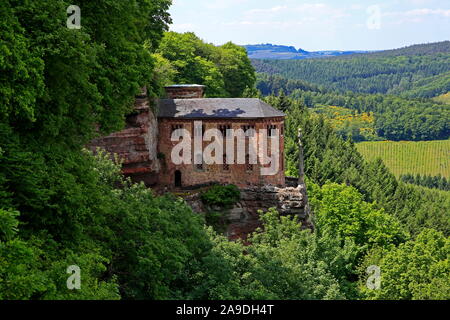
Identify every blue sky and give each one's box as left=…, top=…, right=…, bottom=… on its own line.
left=169, top=0, right=450, bottom=51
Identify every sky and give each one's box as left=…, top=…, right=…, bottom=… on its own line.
left=169, top=0, right=450, bottom=51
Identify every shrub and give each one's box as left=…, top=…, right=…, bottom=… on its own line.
left=200, top=185, right=240, bottom=207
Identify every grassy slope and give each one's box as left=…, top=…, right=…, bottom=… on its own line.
left=357, top=140, right=450, bottom=178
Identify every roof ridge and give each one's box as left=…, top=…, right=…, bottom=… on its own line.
left=257, top=99, right=266, bottom=117
left=157, top=98, right=285, bottom=119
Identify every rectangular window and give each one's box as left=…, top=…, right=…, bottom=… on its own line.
left=194, top=124, right=205, bottom=137
left=267, top=124, right=277, bottom=137
left=194, top=153, right=204, bottom=171
left=194, top=125, right=206, bottom=137
left=223, top=154, right=230, bottom=171
left=171, top=124, right=183, bottom=133
left=242, top=125, right=256, bottom=137
left=246, top=154, right=254, bottom=172
left=219, top=124, right=231, bottom=137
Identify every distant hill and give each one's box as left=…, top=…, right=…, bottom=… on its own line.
left=243, top=43, right=370, bottom=60
left=252, top=41, right=450, bottom=97
left=337, top=41, right=450, bottom=59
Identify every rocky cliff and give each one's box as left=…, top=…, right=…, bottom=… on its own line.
left=87, top=92, right=160, bottom=186
left=184, top=183, right=312, bottom=241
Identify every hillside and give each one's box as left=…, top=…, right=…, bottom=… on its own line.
left=337, top=41, right=450, bottom=59
left=244, top=43, right=369, bottom=60
left=356, top=140, right=450, bottom=178
left=1, top=0, right=449, bottom=302
left=252, top=41, right=450, bottom=98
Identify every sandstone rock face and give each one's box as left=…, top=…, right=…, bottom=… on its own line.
left=184, top=184, right=312, bottom=242
left=87, top=96, right=160, bottom=186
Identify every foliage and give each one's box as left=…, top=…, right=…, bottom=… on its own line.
left=194, top=209, right=357, bottom=300
left=252, top=46, right=450, bottom=98
left=360, top=229, right=449, bottom=300
left=256, top=73, right=324, bottom=96
left=400, top=173, right=450, bottom=191
left=312, top=106, right=379, bottom=142
left=310, top=183, right=408, bottom=250
left=265, top=93, right=449, bottom=238
left=288, top=89, right=449, bottom=141
left=0, top=208, right=120, bottom=300
left=433, top=92, right=450, bottom=104
left=1, top=0, right=172, bottom=146
left=157, top=32, right=255, bottom=97
left=200, top=185, right=241, bottom=208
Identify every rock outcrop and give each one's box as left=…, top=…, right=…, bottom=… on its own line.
left=184, top=183, right=312, bottom=241
left=87, top=91, right=160, bottom=186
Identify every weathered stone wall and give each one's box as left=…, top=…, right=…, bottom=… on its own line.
left=184, top=183, right=311, bottom=241
left=87, top=95, right=160, bottom=186
left=164, top=85, right=205, bottom=99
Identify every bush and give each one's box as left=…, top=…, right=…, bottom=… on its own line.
left=200, top=185, right=240, bottom=207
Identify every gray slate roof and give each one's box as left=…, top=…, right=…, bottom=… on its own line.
left=157, top=98, right=285, bottom=119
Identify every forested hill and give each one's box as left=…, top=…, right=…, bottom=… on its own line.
left=244, top=43, right=369, bottom=60
left=252, top=41, right=450, bottom=98
left=334, top=41, right=450, bottom=59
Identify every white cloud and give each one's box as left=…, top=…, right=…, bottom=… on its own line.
left=385, top=8, right=450, bottom=17
left=170, top=23, right=196, bottom=32
left=247, top=6, right=288, bottom=14
left=242, top=3, right=349, bottom=26
left=406, top=8, right=450, bottom=17
left=205, top=0, right=249, bottom=10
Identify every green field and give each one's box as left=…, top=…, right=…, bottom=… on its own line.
left=357, top=140, right=450, bottom=178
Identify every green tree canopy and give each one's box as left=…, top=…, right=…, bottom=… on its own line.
left=157, top=32, right=255, bottom=97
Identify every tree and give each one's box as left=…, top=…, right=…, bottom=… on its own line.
left=213, top=42, right=256, bottom=97
left=197, top=209, right=356, bottom=300
left=156, top=32, right=256, bottom=97
left=361, top=229, right=449, bottom=300
left=310, top=183, right=408, bottom=250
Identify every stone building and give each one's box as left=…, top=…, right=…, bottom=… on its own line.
left=157, top=85, right=286, bottom=189
left=90, top=84, right=286, bottom=189
left=88, top=84, right=311, bottom=239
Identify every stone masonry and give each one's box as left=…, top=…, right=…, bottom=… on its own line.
left=184, top=183, right=311, bottom=241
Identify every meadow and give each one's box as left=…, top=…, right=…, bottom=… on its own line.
left=357, top=140, right=450, bottom=178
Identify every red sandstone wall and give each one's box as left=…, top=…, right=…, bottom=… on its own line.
left=157, top=118, right=285, bottom=189
left=165, top=86, right=204, bottom=99
left=88, top=97, right=160, bottom=186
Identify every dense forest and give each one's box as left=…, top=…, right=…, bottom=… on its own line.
left=0, top=1, right=448, bottom=300
left=253, top=42, right=450, bottom=98
left=400, top=173, right=449, bottom=191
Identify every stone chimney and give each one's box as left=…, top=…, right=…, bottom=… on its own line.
left=164, top=84, right=205, bottom=99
